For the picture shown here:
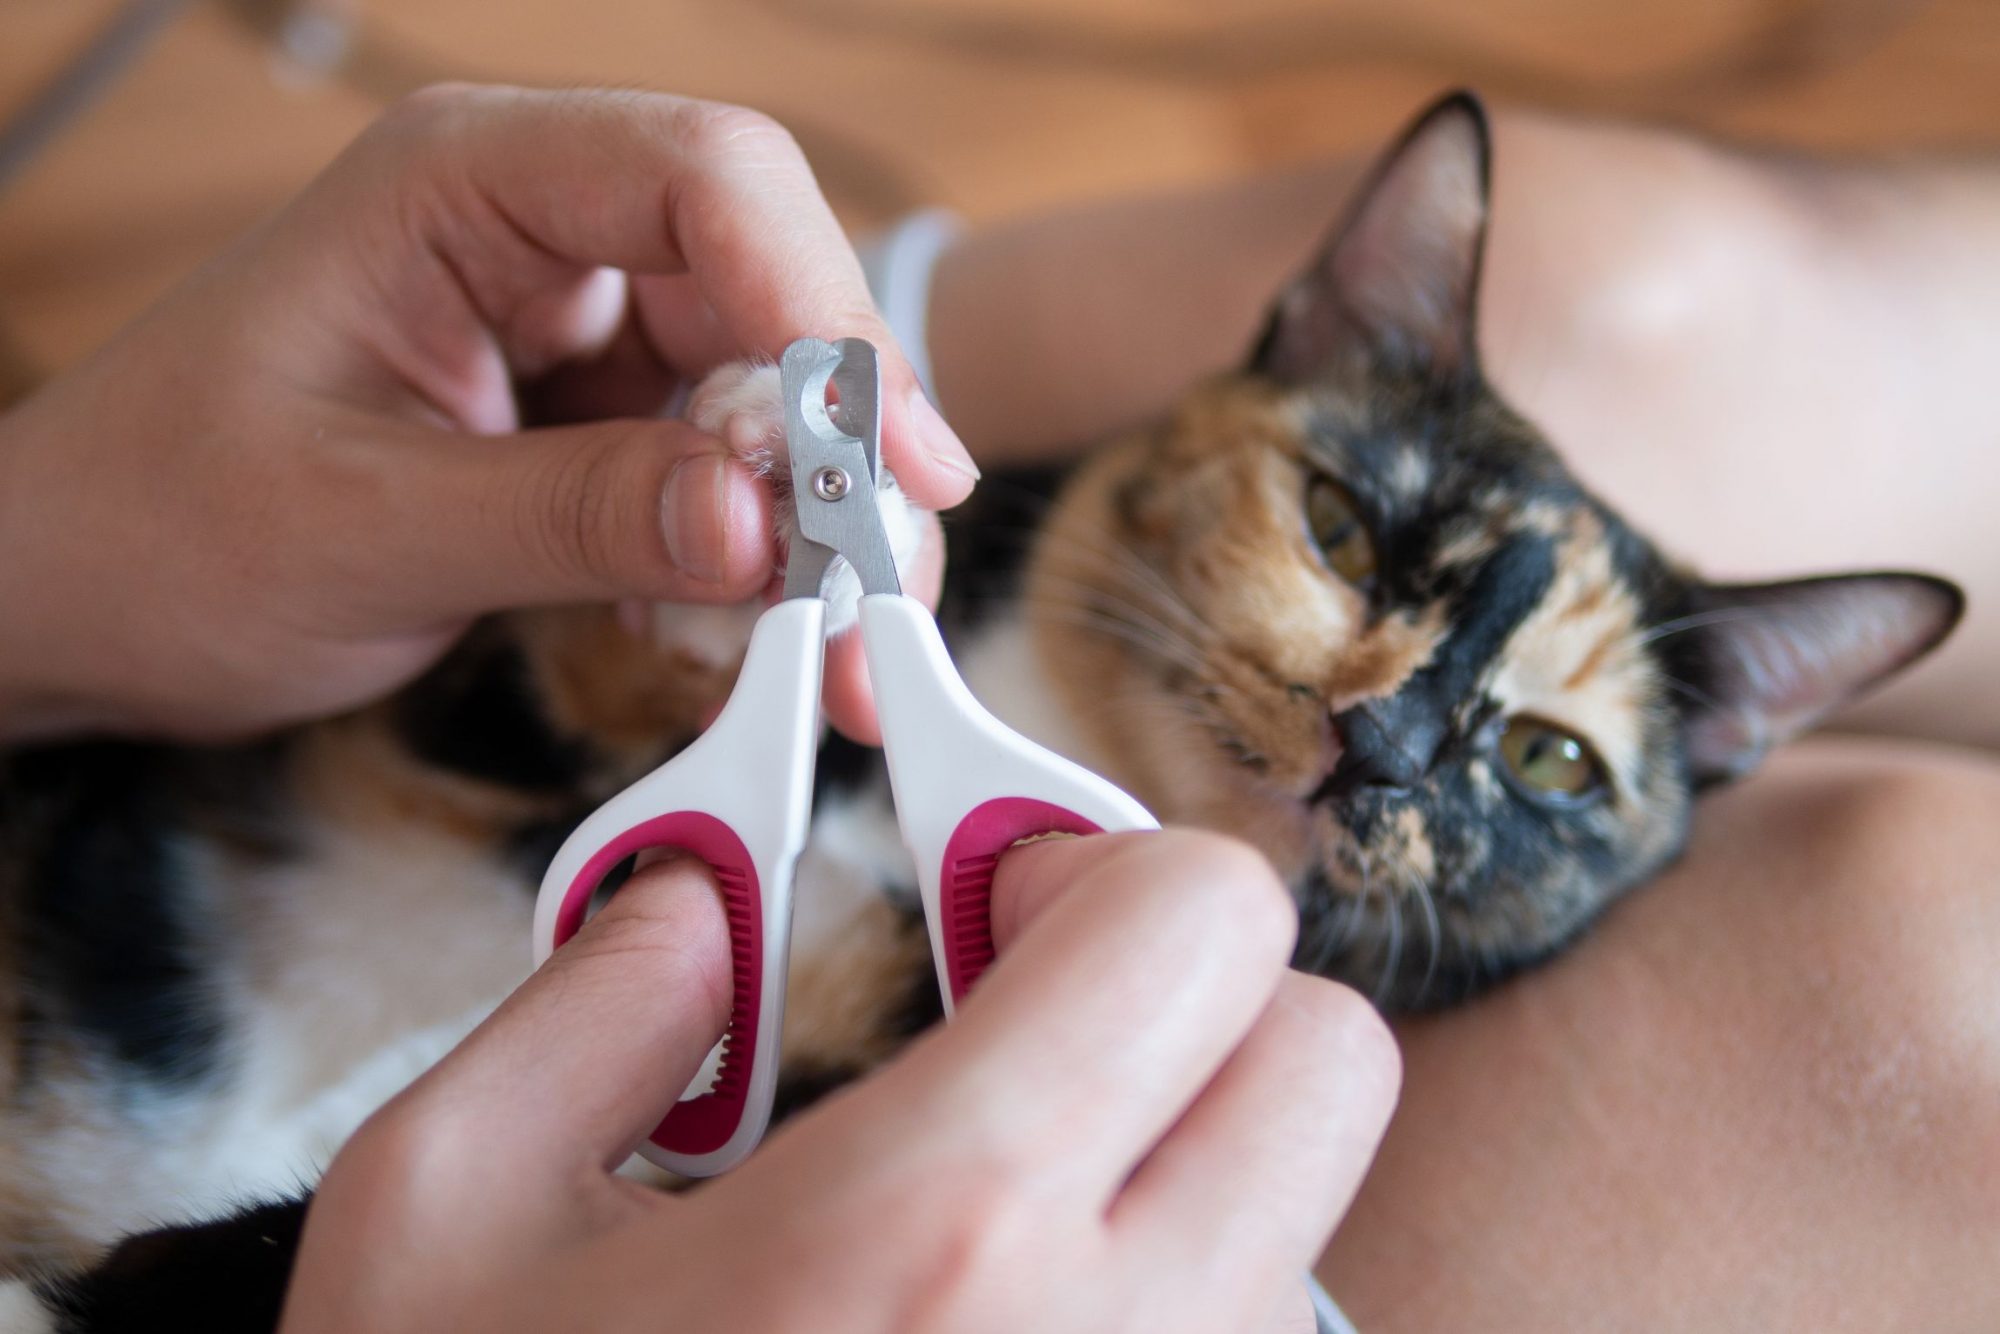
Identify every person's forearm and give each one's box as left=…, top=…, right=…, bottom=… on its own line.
left=927, top=160, right=1362, bottom=463
left=0, top=397, right=98, bottom=743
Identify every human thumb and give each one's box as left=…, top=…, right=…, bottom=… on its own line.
left=373, top=416, right=775, bottom=620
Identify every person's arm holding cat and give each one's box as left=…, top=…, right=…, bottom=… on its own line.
left=0, top=83, right=976, bottom=747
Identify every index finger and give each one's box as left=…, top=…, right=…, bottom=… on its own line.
left=386, top=84, right=977, bottom=511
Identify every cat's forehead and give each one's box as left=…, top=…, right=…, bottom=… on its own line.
left=1161, top=369, right=1677, bottom=639
left=1296, top=381, right=1555, bottom=516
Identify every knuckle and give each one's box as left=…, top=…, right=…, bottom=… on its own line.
left=673, top=100, right=801, bottom=167
left=658, top=100, right=814, bottom=222
left=1289, top=975, right=1401, bottom=1094
left=517, top=428, right=650, bottom=591
left=822, top=297, right=894, bottom=346
left=904, top=1173, right=1041, bottom=1315
left=377, top=81, right=487, bottom=141
left=336, top=1101, right=470, bottom=1214
left=362, top=83, right=514, bottom=188
left=1153, top=829, right=1299, bottom=957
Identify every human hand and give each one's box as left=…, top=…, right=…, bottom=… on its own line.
left=0, top=84, right=973, bottom=745
left=281, top=832, right=1399, bottom=1333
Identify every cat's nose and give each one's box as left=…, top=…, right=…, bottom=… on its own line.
left=1320, top=701, right=1441, bottom=798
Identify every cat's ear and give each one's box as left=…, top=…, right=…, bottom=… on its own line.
left=1251, top=90, right=1491, bottom=386
left=1677, top=573, right=1963, bottom=784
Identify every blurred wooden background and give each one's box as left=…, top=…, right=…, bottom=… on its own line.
left=2, top=0, right=1998, bottom=388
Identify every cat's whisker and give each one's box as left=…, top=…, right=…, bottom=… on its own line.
left=1026, top=573, right=1215, bottom=665
left=1096, top=685, right=1210, bottom=737
left=1363, top=861, right=1405, bottom=1008
left=1025, top=591, right=1217, bottom=682
left=1634, top=605, right=1779, bottom=648
left=1370, top=897, right=1398, bottom=1007
left=1327, top=900, right=1365, bottom=978
left=1302, top=872, right=1345, bottom=974
left=1003, top=522, right=1217, bottom=643
left=965, top=519, right=1211, bottom=636
left=1015, top=541, right=1205, bottom=622
left=1026, top=601, right=1214, bottom=681
left=1020, top=549, right=1217, bottom=657
left=1403, top=859, right=1444, bottom=1005
left=1334, top=879, right=1372, bottom=962
left=1101, top=683, right=1269, bottom=774
left=1658, top=673, right=1725, bottom=713
left=1017, top=517, right=1208, bottom=614
left=1300, top=841, right=1384, bottom=986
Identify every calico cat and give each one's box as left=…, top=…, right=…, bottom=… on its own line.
left=2, top=92, right=1960, bottom=1326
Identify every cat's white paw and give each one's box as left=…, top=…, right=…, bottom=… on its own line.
left=624, top=599, right=763, bottom=672
left=685, top=360, right=923, bottom=636
left=687, top=362, right=788, bottom=479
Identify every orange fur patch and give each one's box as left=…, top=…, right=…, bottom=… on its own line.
left=1488, top=510, right=1656, bottom=795
left=513, top=606, right=737, bottom=767
left=780, top=898, right=929, bottom=1071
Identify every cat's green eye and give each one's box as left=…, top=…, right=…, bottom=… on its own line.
left=1305, top=476, right=1377, bottom=586
left=1497, top=717, right=1605, bottom=803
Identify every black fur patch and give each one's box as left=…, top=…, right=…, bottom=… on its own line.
left=4, top=744, right=226, bottom=1090
left=881, top=935, right=947, bottom=1040
left=39, top=1195, right=308, bottom=1334
left=392, top=621, right=591, bottom=793
left=770, top=1061, right=865, bottom=1124
left=177, top=739, right=302, bottom=862
left=810, top=732, right=887, bottom=811
left=938, top=466, right=1070, bottom=635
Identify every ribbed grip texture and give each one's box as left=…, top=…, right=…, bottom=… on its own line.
left=550, top=812, right=763, bottom=1159
left=937, top=798, right=1106, bottom=1006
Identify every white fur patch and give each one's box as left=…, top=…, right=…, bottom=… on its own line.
left=25, top=822, right=530, bottom=1248
left=957, top=616, right=1112, bottom=774
left=0, top=1283, right=53, bottom=1334
left=646, top=602, right=763, bottom=671
left=795, top=788, right=917, bottom=952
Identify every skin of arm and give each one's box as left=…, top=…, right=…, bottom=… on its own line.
left=1321, top=737, right=2000, bottom=1331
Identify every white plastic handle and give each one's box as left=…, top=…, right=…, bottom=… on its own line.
left=530, top=598, right=824, bottom=1177
left=859, top=594, right=1160, bottom=1013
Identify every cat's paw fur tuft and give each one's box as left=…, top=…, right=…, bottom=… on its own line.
left=685, top=360, right=923, bottom=637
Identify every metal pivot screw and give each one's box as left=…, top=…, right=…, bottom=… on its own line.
left=811, top=466, right=851, bottom=502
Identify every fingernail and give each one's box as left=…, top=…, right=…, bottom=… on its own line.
left=662, top=454, right=730, bottom=585
left=908, top=387, right=980, bottom=485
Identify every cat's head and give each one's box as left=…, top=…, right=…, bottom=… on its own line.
left=1027, top=92, right=1962, bottom=1008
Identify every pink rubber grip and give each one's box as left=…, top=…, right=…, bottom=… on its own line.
left=938, top=797, right=1105, bottom=1006
left=550, top=812, right=760, bottom=1158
